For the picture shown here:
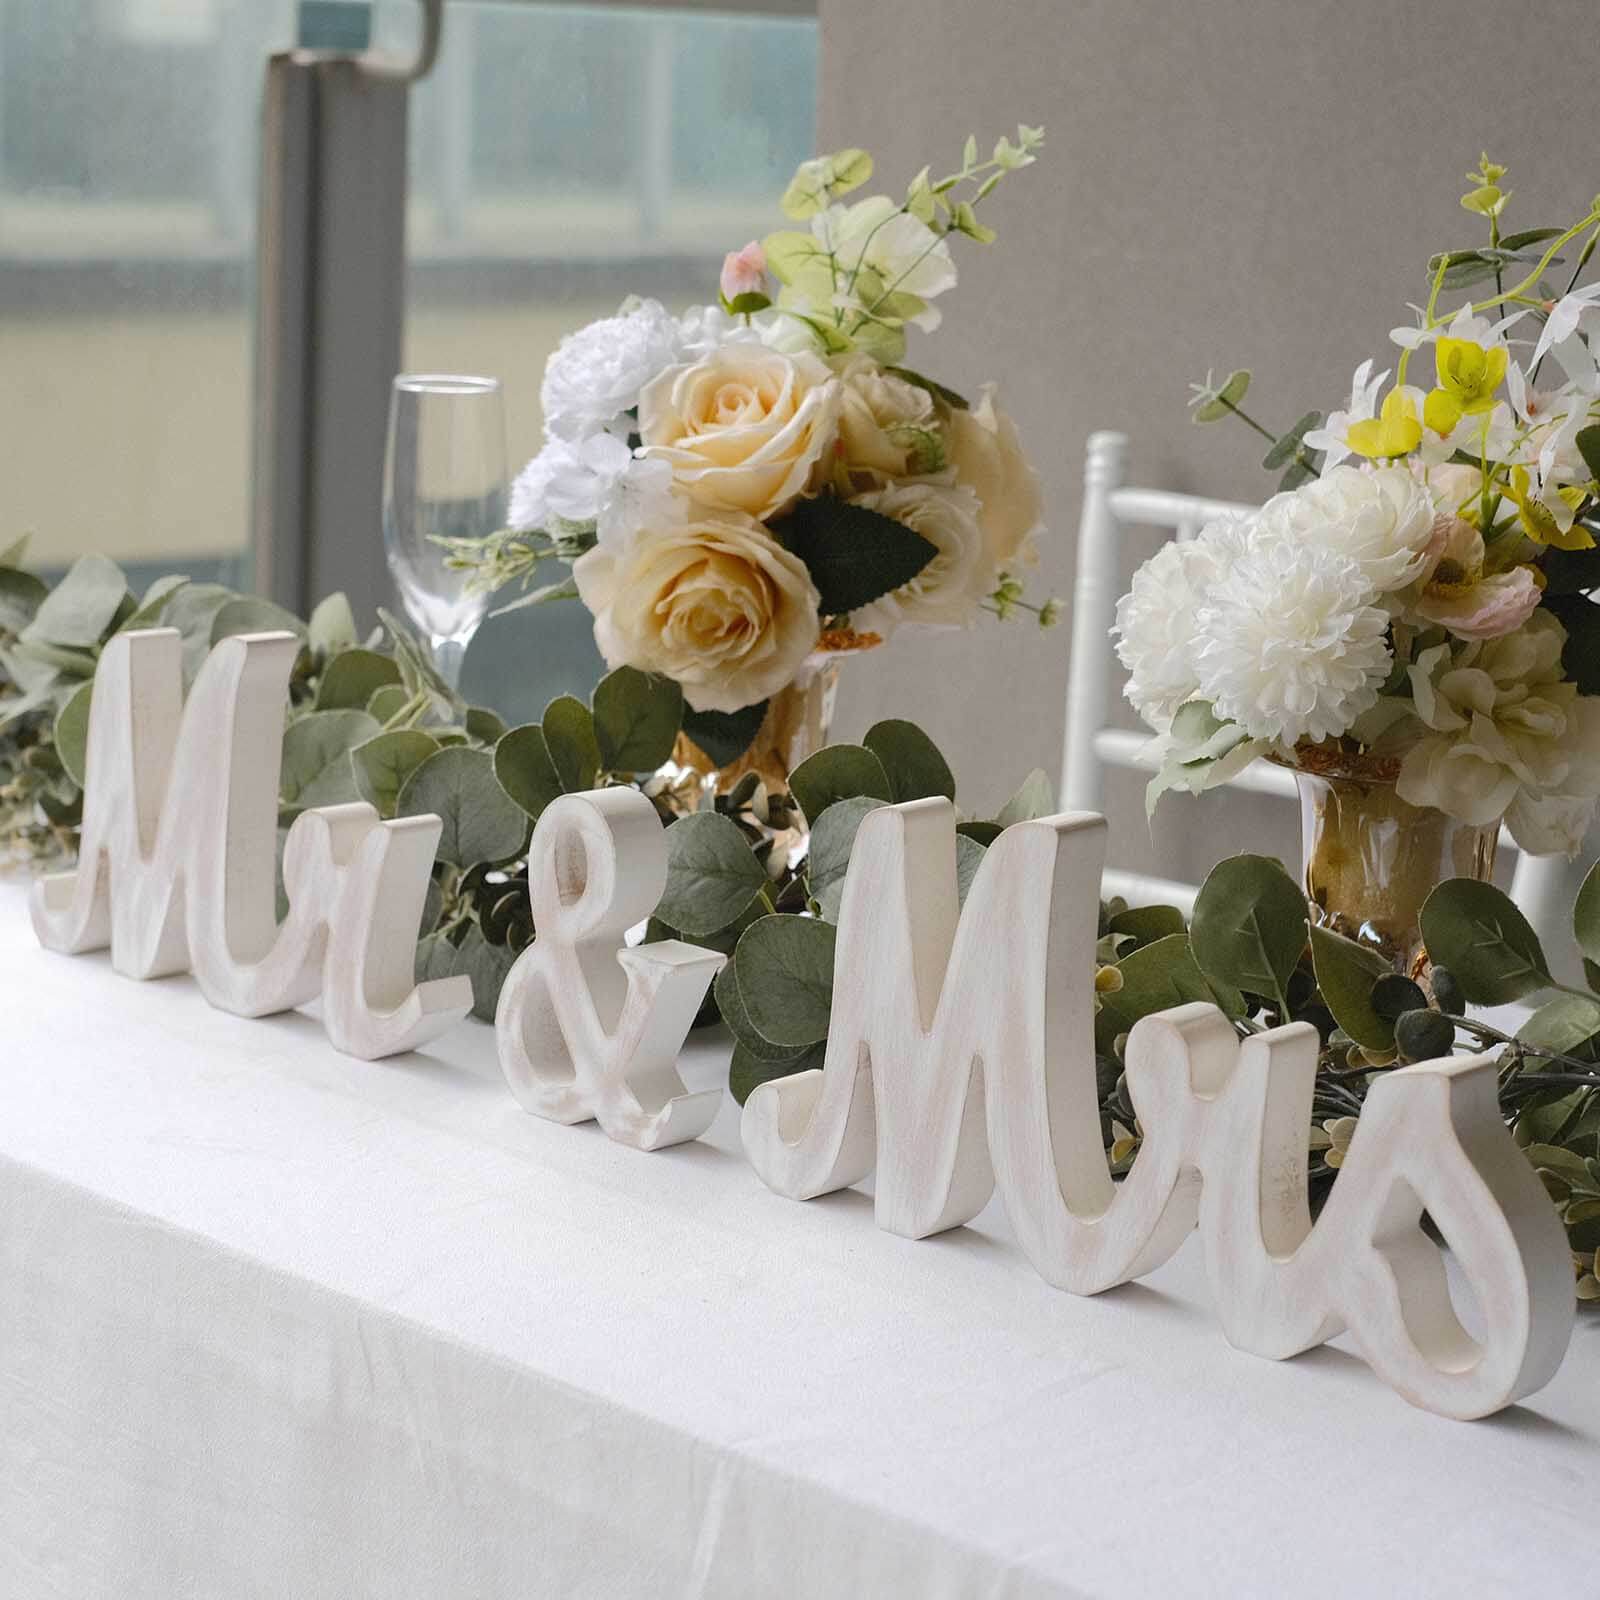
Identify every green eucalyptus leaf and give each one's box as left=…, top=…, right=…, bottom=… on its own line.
left=680, top=701, right=768, bottom=767
left=211, top=594, right=308, bottom=645
left=730, top=1038, right=827, bottom=1107
left=1107, top=903, right=1187, bottom=951
left=451, top=923, right=519, bottom=1022
left=996, top=768, right=1055, bottom=827
left=592, top=667, right=683, bottom=773
left=314, top=647, right=401, bottom=711
left=954, top=832, right=987, bottom=907
left=807, top=795, right=887, bottom=921
left=1518, top=994, right=1600, bottom=1062
left=159, top=583, right=237, bottom=686
left=1420, top=878, right=1551, bottom=1004
left=0, top=566, right=48, bottom=634
left=23, top=554, right=129, bottom=647
left=53, top=680, right=94, bottom=791
left=1191, top=369, right=1250, bottom=424
left=1261, top=411, right=1322, bottom=470
left=862, top=719, right=955, bottom=803
left=715, top=961, right=807, bottom=1065
left=1574, top=860, right=1600, bottom=968
left=734, top=914, right=837, bottom=1049
left=1095, top=932, right=1243, bottom=1054
left=1574, top=425, right=1600, bottom=485
left=494, top=725, right=564, bottom=822
left=464, top=706, right=508, bottom=746
left=1190, top=854, right=1307, bottom=1008
left=118, top=574, right=188, bottom=633
left=351, top=729, right=440, bottom=818
left=280, top=709, right=379, bottom=815
left=1309, top=924, right=1397, bottom=1051
left=659, top=810, right=767, bottom=937
left=956, top=820, right=1003, bottom=847
left=788, top=744, right=893, bottom=825
left=541, top=694, right=602, bottom=791
left=367, top=683, right=410, bottom=723
left=397, top=745, right=528, bottom=867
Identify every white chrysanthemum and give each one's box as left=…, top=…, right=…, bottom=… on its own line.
left=1112, top=518, right=1245, bottom=729
left=1192, top=535, right=1391, bottom=745
left=540, top=298, right=684, bottom=441
left=1255, top=464, right=1434, bottom=598
left=509, top=432, right=683, bottom=550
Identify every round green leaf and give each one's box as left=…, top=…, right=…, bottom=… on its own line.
left=1517, top=994, right=1600, bottom=1061
left=1420, top=878, right=1551, bottom=1005
left=280, top=709, right=379, bottom=814
left=541, top=694, right=602, bottom=792
left=314, top=647, right=401, bottom=711
left=659, top=810, right=767, bottom=938
left=1191, top=368, right=1251, bottom=424
left=592, top=667, right=683, bottom=773
left=1190, top=854, right=1307, bottom=1009
left=807, top=796, right=887, bottom=921
left=1107, top=903, right=1187, bottom=952
left=1309, top=924, right=1396, bottom=1051
left=53, top=679, right=94, bottom=791
left=211, top=594, right=308, bottom=645
left=24, top=554, right=129, bottom=647
left=398, top=745, right=528, bottom=867
left=730, top=1038, right=827, bottom=1106
left=715, top=961, right=809, bottom=1065
left=788, top=744, right=892, bottom=824
left=464, top=706, right=508, bottom=746
left=734, top=915, right=837, bottom=1048
left=494, top=724, right=564, bottom=822
left=367, top=683, right=411, bottom=723
left=351, top=729, right=439, bottom=818
left=862, top=719, right=955, bottom=803
left=1094, top=932, right=1243, bottom=1053
left=0, top=565, right=48, bottom=634
left=995, top=768, right=1055, bottom=827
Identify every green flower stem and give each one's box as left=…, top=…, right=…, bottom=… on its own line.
left=1468, top=206, right=1600, bottom=320
left=382, top=691, right=428, bottom=733
left=1397, top=256, right=1450, bottom=389
left=1215, top=397, right=1321, bottom=480
left=1454, top=1014, right=1600, bottom=1079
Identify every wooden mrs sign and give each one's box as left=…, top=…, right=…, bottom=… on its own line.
left=30, top=628, right=472, bottom=1058
left=27, top=630, right=1577, bottom=1417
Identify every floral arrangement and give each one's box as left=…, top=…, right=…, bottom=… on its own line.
left=1115, top=157, right=1600, bottom=856
left=444, top=130, right=1056, bottom=761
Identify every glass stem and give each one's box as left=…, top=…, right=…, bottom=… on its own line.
left=430, top=634, right=469, bottom=691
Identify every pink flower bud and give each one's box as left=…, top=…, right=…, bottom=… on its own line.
left=720, top=240, right=767, bottom=303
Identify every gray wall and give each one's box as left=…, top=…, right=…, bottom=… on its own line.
left=821, top=0, right=1595, bottom=884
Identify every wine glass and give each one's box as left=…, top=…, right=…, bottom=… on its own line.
left=382, top=373, right=507, bottom=689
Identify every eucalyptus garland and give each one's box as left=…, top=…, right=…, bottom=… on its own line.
left=5, top=545, right=1599, bottom=1302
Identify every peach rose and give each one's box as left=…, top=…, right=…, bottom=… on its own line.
left=942, top=384, right=1044, bottom=568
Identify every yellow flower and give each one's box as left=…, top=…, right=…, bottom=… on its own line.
left=1346, top=388, right=1422, bottom=459
left=1506, top=466, right=1593, bottom=550
left=1429, top=336, right=1506, bottom=430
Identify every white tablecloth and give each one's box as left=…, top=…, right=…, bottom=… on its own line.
left=1, top=884, right=1596, bottom=1599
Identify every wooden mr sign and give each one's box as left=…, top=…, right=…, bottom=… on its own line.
left=30, top=629, right=1577, bottom=1417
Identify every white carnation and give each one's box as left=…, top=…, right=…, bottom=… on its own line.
left=1254, top=464, right=1435, bottom=598
left=540, top=298, right=684, bottom=441
left=1112, top=518, right=1245, bottom=729
left=1192, top=534, right=1391, bottom=745
left=676, top=303, right=765, bottom=361
left=509, top=432, right=683, bottom=550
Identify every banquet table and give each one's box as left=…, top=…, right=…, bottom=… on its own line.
left=1, top=882, right=1596, bottom=1600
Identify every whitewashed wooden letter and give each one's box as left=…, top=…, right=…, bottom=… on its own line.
left=30, top=627, right=472, bottom=1059
left=495, top=787, right=725, bottom=1149
left=741, top=797, right=1574, bottom=1416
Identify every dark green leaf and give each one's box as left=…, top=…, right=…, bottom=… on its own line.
left=280, top=709, right=379, bottom=814
left=734, top=914, right=837, bottom=1048
left=1500, top=227, right=1565, bottom=252
left=1576, top=425, right=1600, bottom=484
left=1540, top=593, right=1600, bottom=694
left=956, top=820, right=1003, bottom=847
left=464, top=706, right=508, bottom=746
left=314, top=647, right=401, bottom=711
left=730, top=1039, right=827, bottom=1107
left=0, top=566, right=48, bottom=635
left=681, top=700, right=768, bottom=767
left=1311, top=924, right=1397, bottom=1051
left=770, top=493, right=936, bottom=612
left=715, top=961, right=808, bottom=1064
left=367, top=683, right=411, bottom=723
left=883, top=365, right=969, bottom=410
left=1575, top=860, right=1600, bottom=967
left=351, top=729, right=439, bottom=818
left=862, top=719, right=955, bottom=803
left=451, top=923, right=519, bottom=1022
left=494, top=725, right=564, bottom=822
left=1095, top=933, right=1240, bottom=1053
left=724, top=290, right=772, bottom=315
left=592, top=667, right=683, bottom=772
left=1107, top=903, right=1187, bottom=951
left=659, top=810, right=767, bottom=937
left=1261, top=411, right=1322, bottom=470
left=541, top=694, right=602, bottom=791
left=397, top=745, right=528, bottom=866
left=788, top=744, right=893, bottom=824
left=1190, top=854, right=1307, bottom=1008
left=1542, top=543, right=1600, bottom=596
left=1518, top=994, right=1600, bottom=1062
left=1420, top=878, right=1551, bottom=1004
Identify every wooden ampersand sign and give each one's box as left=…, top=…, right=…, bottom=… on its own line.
left=740, top=797, right=1575, bottom=1419
left=30, top=627, right=472, bottom=1059
left=495, top=787, right=725, bottom=1149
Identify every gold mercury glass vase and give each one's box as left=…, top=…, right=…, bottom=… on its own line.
left=1278, top=744, right=1500, bottom=976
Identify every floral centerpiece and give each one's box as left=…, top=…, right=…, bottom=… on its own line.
left=1115, top=157, right=1600, bottom=964
left=444, top=130, right=1056, bottom=805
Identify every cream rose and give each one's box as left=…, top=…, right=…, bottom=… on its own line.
left=942, top=384, right=1044, bottom=569
left=572, top=512, right=820, bottom=713
left=851, top=481, right=991, bottom=633
left=830, top=353, right=939, bottom=487
left=638, top=346, right=841, bottom=521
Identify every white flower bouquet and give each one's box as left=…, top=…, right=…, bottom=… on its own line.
left=445, top=131, right=1055, bottom=762
left=1117, top=157, right=1600, bottom=856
